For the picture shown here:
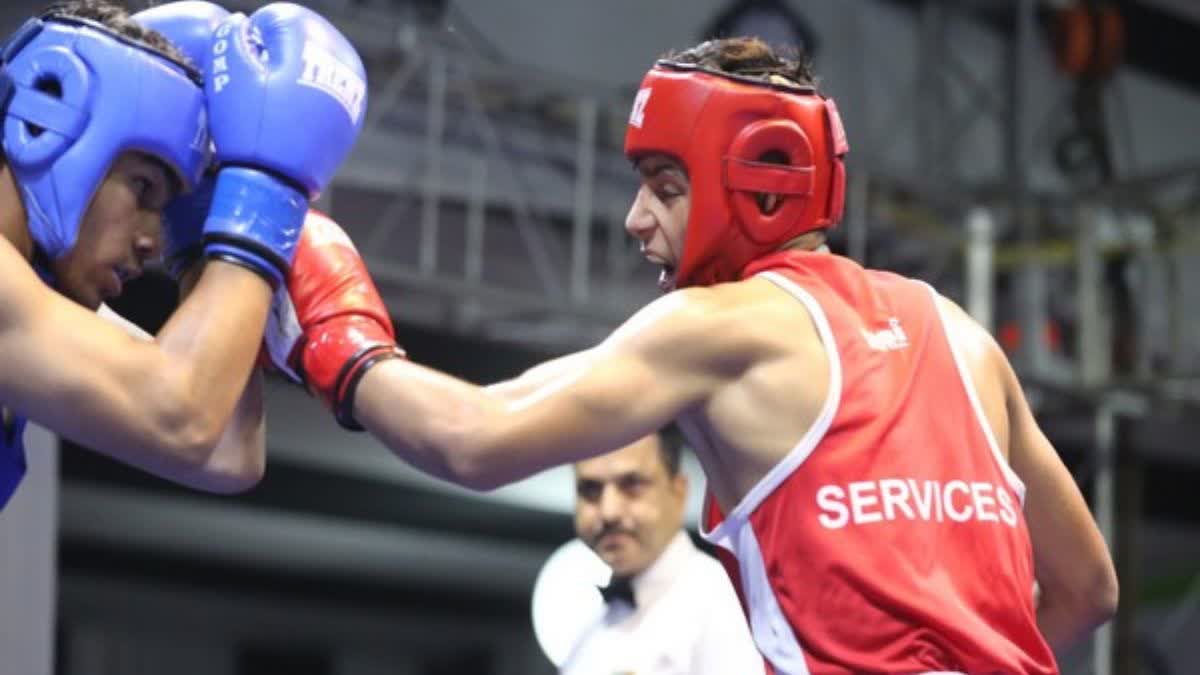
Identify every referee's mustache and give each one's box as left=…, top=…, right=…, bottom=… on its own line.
left=588, top=524, right=639, bottom=547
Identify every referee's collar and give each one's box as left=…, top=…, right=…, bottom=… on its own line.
left=629, top=530, right=696, bottom=609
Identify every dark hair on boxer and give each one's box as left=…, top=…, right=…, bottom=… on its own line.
left=42, top=0, right=191, bottom=69
left=665, top=36, right=817, bottom=89
left=666, top=37, right=824, bottom=216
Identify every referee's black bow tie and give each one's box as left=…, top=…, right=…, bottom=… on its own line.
left=598, top=577, right=636, bottom=608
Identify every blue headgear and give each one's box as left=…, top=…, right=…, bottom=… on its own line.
left=0, top=14, right=210, bottom=260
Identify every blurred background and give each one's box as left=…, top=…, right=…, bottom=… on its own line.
left=1, top=0, right=1199, bottom=673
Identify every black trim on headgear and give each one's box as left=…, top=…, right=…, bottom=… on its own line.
left=653, top=60, right=819, bottom=96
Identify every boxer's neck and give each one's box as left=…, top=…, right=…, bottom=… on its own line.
left=779, top=231, right=828, bottom=254
left=0, top=167, right=33, bottom=262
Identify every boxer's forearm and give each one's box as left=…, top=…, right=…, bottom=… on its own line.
left=354, top=358, right=501, bottom=488
left=193, top=369, right=266, bottom=493
left=1035, top=588, right=1115, bottom=651
left=353, top=356, right=596, bottom=490
left=148, top=262, right=272, bottom=458
left=177, top=261, right=267, bottom=491
left=354, top=337, right=695, bottom=491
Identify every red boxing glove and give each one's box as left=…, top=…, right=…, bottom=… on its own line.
left=265, top=210, right=404, bottom=430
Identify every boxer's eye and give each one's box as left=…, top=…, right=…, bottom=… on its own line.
left=132, top=177, right=152, bottom=202
left=657, top=189, right=680, bottom=202
left=132, top=172, right=169, bottom=212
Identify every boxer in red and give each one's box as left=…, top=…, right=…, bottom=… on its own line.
left=276, top=37, right=1116, bottom=675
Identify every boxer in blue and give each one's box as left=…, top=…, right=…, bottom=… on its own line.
left=0, top=1, right=366, bottom=507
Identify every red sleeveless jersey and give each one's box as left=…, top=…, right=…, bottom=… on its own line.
left=700, top=251, right=1057, bottom=675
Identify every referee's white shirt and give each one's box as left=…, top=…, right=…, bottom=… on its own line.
left=559, top=531, right=764, bottom=675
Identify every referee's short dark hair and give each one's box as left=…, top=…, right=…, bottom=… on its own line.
left=656, top=428, right=683, bottom=477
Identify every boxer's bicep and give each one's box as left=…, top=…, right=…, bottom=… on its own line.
left=483, top=348, right=594, bottom=401
left=195, top=368, right=266, bottom=494
left=463, top=299, right=734, bottom=485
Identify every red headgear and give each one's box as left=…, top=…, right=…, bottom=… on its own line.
left=623, top=61, right=848, bottom=288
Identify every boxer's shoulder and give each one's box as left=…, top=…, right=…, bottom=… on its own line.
left=610, top=282, right=804, bottom=374
left=696, top=276, right=825, bottom=349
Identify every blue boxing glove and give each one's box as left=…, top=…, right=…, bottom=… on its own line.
left=203, top=3, right=367, bottom=287
left=133, top=1, right=229, bottom=72
left=159, top=175, right=215, bottom=279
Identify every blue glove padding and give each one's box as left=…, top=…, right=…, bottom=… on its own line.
left=201, top=167, right=306, bottom=286
left=161, top=176, right=216, bottom=279
left=132, top=1, right=230, bottom=72
left=208, top=3, right=367, bottom=198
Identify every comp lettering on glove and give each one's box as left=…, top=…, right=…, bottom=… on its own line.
left=816, top=478, right=1019, bottom=529
left=211, top=20, right=232, bottom=93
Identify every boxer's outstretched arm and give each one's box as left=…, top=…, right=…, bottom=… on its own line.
left=482, top=348, right=594, bottom=401
left=0, top=238, right=270, bottom=492
left=355, top=291, right=742, bottom=490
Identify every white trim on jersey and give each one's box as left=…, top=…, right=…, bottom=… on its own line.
left=735, top=525, right=812, bottom=675
left=699, top=270, right=843, bottom=549
left=923, top=282, right=1027, bottom=503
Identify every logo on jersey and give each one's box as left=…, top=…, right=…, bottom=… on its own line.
left=629, top=88, right=652, bottom=128
left=299, top=40, right=366, bottom=124
left=861, top=317, right=909, bottom=352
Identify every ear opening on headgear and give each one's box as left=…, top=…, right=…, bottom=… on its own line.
left=3, top=38, right=91, bottom=171
left=724, top=119, right=815, bottom=194
left=754, top=150, right=790, bottom=215
left=724, top=118, right=817, bottom=245
left=33, top=74, right=60, bottom=97
left=724, top=157, right=814, bottom=195
left=25, top=74, right=62, bottom=138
